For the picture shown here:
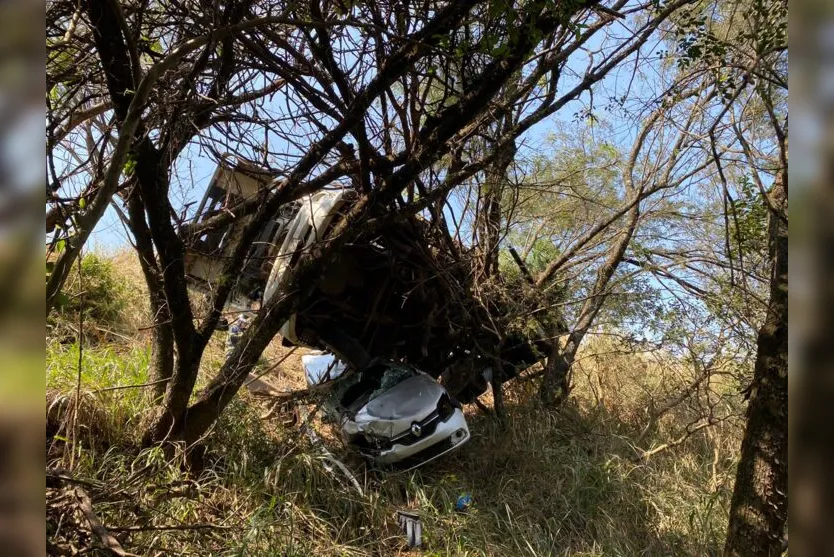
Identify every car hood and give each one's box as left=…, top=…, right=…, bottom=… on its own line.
left=345, top=374, right=446, bottom=439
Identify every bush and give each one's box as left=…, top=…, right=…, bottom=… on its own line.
left=48, top=251, right=145, bottom=341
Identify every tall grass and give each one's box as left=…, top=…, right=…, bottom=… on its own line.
left=46, top=252, right=743, bottom=556
left=48, top=250, right=148, bottom=343
left=46, top=368, right=740, bottom=554
left=46, top=341, right=151, bottom=449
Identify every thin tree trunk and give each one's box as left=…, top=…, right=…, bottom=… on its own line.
left=724, top=173, right=788, bottom=557
left=142, top=352, right=201, bottom=446
left=125, top=193, right=174, bottom=398
left=474, top=132, right=515, bottom=280
left=539, top=196, right=641, bottom=405
left=540, top=342, right=572, bottom=405
left=149, top=310, right=175, bottom=399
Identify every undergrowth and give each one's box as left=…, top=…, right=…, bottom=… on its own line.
left=46, top=252, right=743, bottom=556
left=48, top=250, right=148, bottom=344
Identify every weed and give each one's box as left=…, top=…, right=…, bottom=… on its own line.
left=45, top=253, right=743, bottom=556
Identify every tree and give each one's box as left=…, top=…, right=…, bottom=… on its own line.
left=627, top=0, right=788, bottom=550
left=719, top=8, right=788, bottom=555
left=724, top=169, right=786, bottom=556
left=47, top=0, right=696, bottom=450
left=491, top=91, right=718, bottom=405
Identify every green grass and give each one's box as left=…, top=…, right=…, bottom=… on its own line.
left=46, top=343, right=739, bottom=555
left=47, top=341, right=152, bottom=449
left=46, top=251, right=743, bottom=556
left=47, top=342, right=151, bottom=392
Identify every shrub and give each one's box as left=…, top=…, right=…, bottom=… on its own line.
left=48, top=251, right=145, bottom=342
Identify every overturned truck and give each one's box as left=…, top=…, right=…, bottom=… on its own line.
left=186, top=160, right=546, bottom=404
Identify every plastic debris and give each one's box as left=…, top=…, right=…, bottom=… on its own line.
left=455, top=493, right=473, bottom=512
left=397, top=511, right=422, bottom=548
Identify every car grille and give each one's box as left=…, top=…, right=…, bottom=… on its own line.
left=389, top=411, right=440, bottom=446
left=390, top=437, right=456, bottom=471
left=387, top=394, right=456, bottom=447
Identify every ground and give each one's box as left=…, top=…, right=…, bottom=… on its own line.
left=45, top=251, right=742, bottom=556
left=47, top=334, right=741, bottom=556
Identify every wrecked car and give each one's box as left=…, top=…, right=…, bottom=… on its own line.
left=260, top=186, right=546, bottom=401
left=186, top=160, right=547, bottom=405
left=302, top=353, right=471, bottom=469
left=263, top=188, right=356, bottom=348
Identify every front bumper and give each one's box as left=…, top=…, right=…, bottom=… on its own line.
left=368, top=408, right=470, bottom=468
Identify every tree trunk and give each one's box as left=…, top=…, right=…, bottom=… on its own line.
left=724, top=173, right=788, bottom=557
left=125, top=193, right=175, bottom=398
left=149, top=306, right=175, bottom=398
left=175, top=231, right=343, bottom=445
left=142, top=351, right=201, bottom=446
left=474, top=138, right=515, bottom=280
left=540, top=342, right=572, bottom=405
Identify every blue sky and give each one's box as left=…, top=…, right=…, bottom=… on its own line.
left=86, top=5, right=672, bottom=253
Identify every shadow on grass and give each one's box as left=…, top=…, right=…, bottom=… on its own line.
left=46, top=381, right=730, bottom=556
left=365, top=398, right=728, bottom=556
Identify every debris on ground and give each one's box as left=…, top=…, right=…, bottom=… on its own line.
left=455, top=493, right=474, bottom=512
left=396, top=510, right=422, bottom=548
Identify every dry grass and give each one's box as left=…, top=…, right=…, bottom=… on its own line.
left=48, top=248, right=150, bottom=344
left=46, top=253, right=745, bottom=556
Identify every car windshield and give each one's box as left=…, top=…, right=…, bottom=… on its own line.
left=367, top=364, right=419, bottom=401
left=332, top=362, right=420, bottom=413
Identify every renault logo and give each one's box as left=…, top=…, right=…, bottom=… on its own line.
left=410, top=423, right=422, bottom=437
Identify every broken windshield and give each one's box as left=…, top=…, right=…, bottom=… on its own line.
left=368, top=364, right=419, bottom=401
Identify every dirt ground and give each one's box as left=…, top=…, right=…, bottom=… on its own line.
left=244, top=339, right=311, bottom=394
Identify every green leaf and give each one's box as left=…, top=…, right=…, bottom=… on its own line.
left=123, top=156, right=137, bottom=176
left=55, top=239, right=66, bottom=254
left=54, top=292, right=71, bottom=309
left=78, top=197, right=87, bottom=210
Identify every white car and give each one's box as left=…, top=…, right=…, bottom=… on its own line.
left=302, top=354, right=471, bottom=470
left=263, top=188, right=354, bottom=346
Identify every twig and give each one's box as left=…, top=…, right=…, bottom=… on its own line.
left=635, top=419, right=717, bottom=461
left=296, top=403, right=363, bottom=495
left=490, top=364, right=506, bottom=424
left=46, top=468, right=102, bottom=490
left=243, top=346, right=297, bottom=388
left=92, top=325, right=135, bottom=343
left=70, top=249, right=83, bottom=470
left=259, top=400, right=281, bottom=420
left=255, top=387, right=314, bottom=402
left=92, top=378, right=171, bottom=393
left=107, top=523, right=233, bottom=533
left=74, top=487, right=138, bottom=557
left=518, top=366, right=546, bottom=382
left=473, top=398, right=492, bottom=414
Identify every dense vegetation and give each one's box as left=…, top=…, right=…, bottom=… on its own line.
left=47, top=252, right=745, bottom=555
left=46, top=0, right=786, bottom=554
